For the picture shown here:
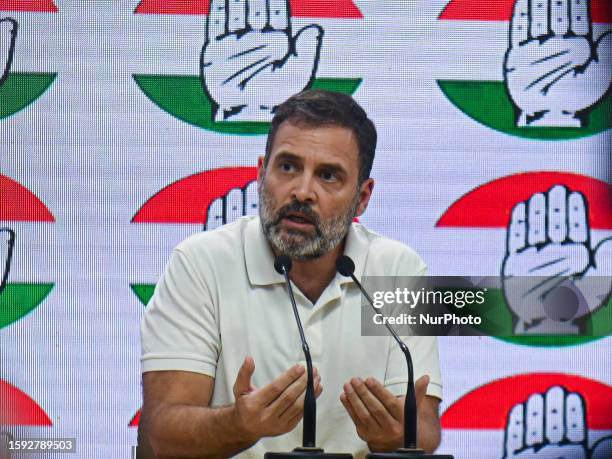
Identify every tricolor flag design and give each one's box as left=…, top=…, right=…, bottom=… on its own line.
left=436, top=172, right=611, bottom=347
left=441, top=373, right=612, bottom=459
left=0, top=175, right=54, bottom=329
left=130, top=167, right=258, bottom=305
left=438, top=0, right=612, bottom=139
left=0, top=0, right=57, bottom=120
left=133, top=0, right=362, bottom=134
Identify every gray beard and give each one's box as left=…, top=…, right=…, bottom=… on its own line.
left=258, top=183, right=359, bottom=261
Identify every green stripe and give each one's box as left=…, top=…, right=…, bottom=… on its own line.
left=0, top=73, right=57, bottom=119
left=0, top=283, right=54, bottom=329
left=437, top=80, right=611, bottom=140
left=133, top=75, right=362, bottom=135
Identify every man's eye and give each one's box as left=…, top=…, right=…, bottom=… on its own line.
left=320, top=170, right=338, bottom=182
left=280, top=162, right=295, bottom=172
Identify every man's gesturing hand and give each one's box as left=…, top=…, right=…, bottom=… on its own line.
left=504, top=0, right=612, bottom=127
left=0, top=18, right=18, bottom=86
left=200, top=0, right=323, bottom=122
left=340, top=375, right=430, bottom=452
left=232, top=357, right=322, bottom=441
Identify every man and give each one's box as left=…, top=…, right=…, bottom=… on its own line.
left=139, top=90, right=443, bottom=458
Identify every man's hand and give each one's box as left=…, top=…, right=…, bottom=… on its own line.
left=340, top=375, right=430, bottom=452
left=200, top=0, right=323, bottom=122
left=0, top=18, right=17, bottom=86
left=502, top=185, right=612, bottom=334
left=0, top=228, right=15, bottom=295
left=232, top=357, right=323, bottom=441
left=504, top=0, right=612, bottom=127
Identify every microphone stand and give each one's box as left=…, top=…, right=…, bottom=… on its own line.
left=265, top=255, right=352, bottom=458
left=337, top=256, right=453, bottom=459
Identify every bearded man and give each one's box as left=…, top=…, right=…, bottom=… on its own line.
left=138, top=90, right=443, bottom=458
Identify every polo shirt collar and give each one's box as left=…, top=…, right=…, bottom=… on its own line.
left=244, top=216, right=368, bottom=286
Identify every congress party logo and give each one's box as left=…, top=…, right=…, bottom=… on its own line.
left=438, top=0, right=612, bottom=139
left=436, top=172, right=611, bottom=347
left=441, top=373, right=612, bottom=459
left=0, top=379, right=52, bottom=426
left=0, top=1, right=58, bottom=120
left=0, top=175, right=54, bottom=329
left=130, top=166, right=258, bottom=305
left=133, top=0, right=362, bottom=134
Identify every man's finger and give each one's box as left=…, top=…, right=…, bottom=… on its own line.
left=228, top=0, right=247, bottom=33
left=340, top=392, right=363, bottom=430
left=530, top=0, right=550, bottom=39
left=247, top=0, right=267, bottom=30
left=269, top=370, right=309, bottom=418
left=414, top=375, right=430, bottom=406
left=364, top=378, right=403, bottom=420
left=505, top=403, right=524, bottom=456
left=259, top=364, right=304, bottom=406
left=547, top=185, right=568, bottom=243
left=351, top=378, right=394, bottom=429
left=527, top=193, right=546, bottom=246
left=508, top=202, right=527, bottom=254
left=510, top=0, right=529, bottom=46
left=525, top=393, right=544, bottom=446
left=208, top=0, right=228, bottom=40
left=545, top=386, right=565, bottom=443
left=268, top=0, right=289, bottom=30
left=565, top=392, right=585, bottom=442
left=568, top=191, right=588, bottom=243
left=570, top=0, right=590, bottom=37
left=551, top=0, right=570, bottom=35
left=233, top=357, right=256, bottom=397
left=344, top=381, right=379, bottom=429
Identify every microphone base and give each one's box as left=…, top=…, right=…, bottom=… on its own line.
left=265, top=447, right=353, bottom=458
left=367, top=448, right=454, bottom=458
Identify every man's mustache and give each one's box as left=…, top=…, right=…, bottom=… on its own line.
left=275, top=200, right=321, bottom=229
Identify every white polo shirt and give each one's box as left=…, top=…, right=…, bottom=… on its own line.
left=141, top=216, right=442, bottom=458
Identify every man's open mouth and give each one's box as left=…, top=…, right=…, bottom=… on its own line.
left=282, top=212, right=316, bottom=227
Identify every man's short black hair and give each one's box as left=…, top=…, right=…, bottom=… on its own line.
left=264, top=90, right=377, bottom=185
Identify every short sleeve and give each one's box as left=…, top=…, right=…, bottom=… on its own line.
left=383, top=250, right=443, bottom=399
left=384, top=335, right=443, bottom=400
left=140, top=248, right=220, bottom=377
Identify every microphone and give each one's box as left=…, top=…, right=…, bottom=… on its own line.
left=265, top=255, right=352, bottom=458
left=336, top=255, right=453, bottom=459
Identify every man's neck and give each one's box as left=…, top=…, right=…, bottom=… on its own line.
left=277, top=241, right=345, bottom=305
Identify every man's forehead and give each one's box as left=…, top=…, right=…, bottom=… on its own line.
left=269, top=121, right=359, bottom=163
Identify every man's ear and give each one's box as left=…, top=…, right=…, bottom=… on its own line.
left=257, top=156, right=265, bottom=186
left=356, top=178, right=374, bottom=217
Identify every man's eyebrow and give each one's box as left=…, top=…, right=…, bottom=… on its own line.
left=273, top=152, right=302, bottom=162
left=273, top=152, right=348, bottom=175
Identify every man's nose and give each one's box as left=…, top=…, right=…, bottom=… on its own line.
left=291, top=173, right=316, bottom=204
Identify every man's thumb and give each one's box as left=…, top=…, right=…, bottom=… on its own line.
left=233, top=357, right=255, bottom=397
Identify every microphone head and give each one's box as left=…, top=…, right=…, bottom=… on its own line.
left=336, top=255, right=355, bottom=277
left=274, top=255, right=292, bottom=275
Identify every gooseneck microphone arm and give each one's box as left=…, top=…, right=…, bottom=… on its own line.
left=274, top=255, right=317, bottom=448
left=336, top=255, right=417, bottom=450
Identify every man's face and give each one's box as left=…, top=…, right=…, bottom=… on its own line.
left=258, top=121, right=373, bottom=260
